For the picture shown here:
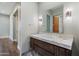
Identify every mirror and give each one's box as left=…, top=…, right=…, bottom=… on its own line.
left=41, top=5, right=64, bottom=33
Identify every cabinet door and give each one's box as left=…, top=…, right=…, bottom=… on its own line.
left=65, top=49, right=71, bottom=56
left=34, top=45, right=53, bottom=56
left=30, top=38, right=35, bottom=49
left=59, top=47, right=66, bottom=56
left=54, top=45, right=59, bottom=56
left=50, top=44, right=55, bottom=55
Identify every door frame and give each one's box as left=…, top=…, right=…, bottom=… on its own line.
left=11, top=6, right=19, bottom=41
left=10, top=6, right=21, bottom=54
left=13, top=10, right=18, bottom=41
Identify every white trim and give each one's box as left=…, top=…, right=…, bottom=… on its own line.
left=0, top=36, right=9, bottom=39
left=10, top=6, right=19, bottom=43
left=10, top=6, right=18, bottom=16
left=18, top=46, right=20, bottom=51
left=9, top=35, right=13, bottom=41
left=17, top=45, right=21, bottom=55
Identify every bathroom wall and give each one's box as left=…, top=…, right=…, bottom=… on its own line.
left=71, top=3, right=79, bottom=55
left=63, top=3, right=73, bottom=34
left=0, top=14, right=10, bottom=37
left=21, top=2, right=38, bottom=54
left=64, top=2, right=79, bottom=55
left=63, top=3, right=79, bottom=55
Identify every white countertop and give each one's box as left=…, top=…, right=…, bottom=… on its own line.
left=30, top=33, right=73, bottom=50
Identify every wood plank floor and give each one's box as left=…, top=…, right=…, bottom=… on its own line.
left=0, top=38, right=20, bottom=56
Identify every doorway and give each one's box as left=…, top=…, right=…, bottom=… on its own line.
left=47, top=15, right=50, bottom=32
left=53, top=16, right=59, bottom=33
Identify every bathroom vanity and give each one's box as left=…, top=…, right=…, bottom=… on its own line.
left=30, top=33, right=73, bottom=56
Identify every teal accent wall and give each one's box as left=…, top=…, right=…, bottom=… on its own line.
left=47, top=15, right=50, bottom=32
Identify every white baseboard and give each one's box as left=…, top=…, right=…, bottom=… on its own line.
left=17, top=45, right=21, bottom=56
left=8, top=36, right=13, bottom=41
left=18, top=46, right=20, bottom=50
left=9, top=36, right=18, bottom=42
left=0, top=36, right=9, bottom=39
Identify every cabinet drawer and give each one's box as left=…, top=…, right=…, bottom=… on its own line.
left=34, top=45, right=53, bottom=56
left=33, top=39, right=54, bottom=52
left=34, top=39, right=44, bottom=47
left=58, top=47, right=66, bottom=56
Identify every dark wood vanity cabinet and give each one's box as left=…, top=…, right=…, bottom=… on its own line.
left=30, top=37, right=72, bottom=56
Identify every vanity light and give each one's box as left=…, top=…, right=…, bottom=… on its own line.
left=39, top=16, right=43, bottom=20
left=39, top=16, right=43, bottom=25
left=65, top=8, right=72, bottom=19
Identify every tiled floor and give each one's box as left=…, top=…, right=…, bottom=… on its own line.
left=0, top=38, right=19, bottom=56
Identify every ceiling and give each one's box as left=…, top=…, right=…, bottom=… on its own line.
left=0, top=2, right=17, bottom=15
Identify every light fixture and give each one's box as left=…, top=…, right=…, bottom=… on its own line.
left=65, top=8, right=72, bottom=19
left=39, top=16, right=43, bottom=25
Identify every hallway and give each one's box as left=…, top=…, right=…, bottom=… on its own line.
left=0, top=38, right=19, bottom=56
